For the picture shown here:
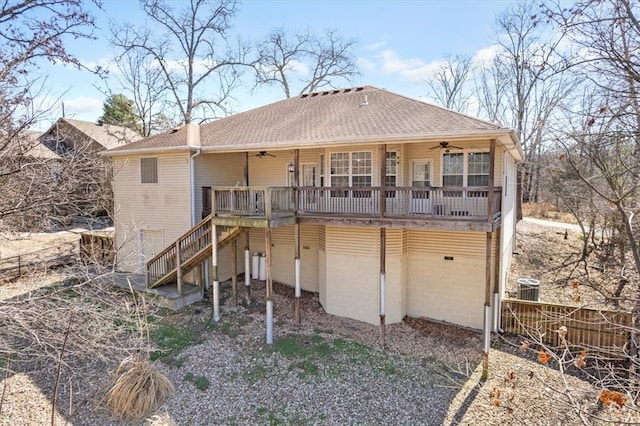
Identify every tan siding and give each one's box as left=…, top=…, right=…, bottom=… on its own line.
left=320, top=226, right=404, bottom=325
left=195, top=152, right=245, bottom=218
left=406, top=251, right=485, bottom=329
left=249, top=153, right=294, bottom=186
left=246, top=226, right=319, bottom=292
left=112, top=153, right=191, bottom=272
left=408, top=230, right=485, bottom=258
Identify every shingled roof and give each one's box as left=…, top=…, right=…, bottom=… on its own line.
left=106, top=86, right=517, bottom=155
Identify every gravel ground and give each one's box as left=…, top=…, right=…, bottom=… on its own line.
left=2, top=219, right=639, bottom=425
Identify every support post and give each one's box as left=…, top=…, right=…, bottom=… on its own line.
left=293, top=149, right=301, bottom=323
left=379, top=144, right=386, bottom=218
left=232, top=238, right=238, bottom=307
left=294, top=223, right=301, bottom=323
left=482, top=231, right=493, bottom=380
left=379, top=227, right=386, bottom=347
left=244, top=232, right=251, bottom=303
left=212, top=224, right=220, bottom=322
left=176, top=241, right=183, bottom=295
left=265, top=227, right=274, bottom=344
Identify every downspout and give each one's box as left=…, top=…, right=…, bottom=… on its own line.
left=187, top=123, right=202, bottom=227
left=190, top=147, right=202, bottom=226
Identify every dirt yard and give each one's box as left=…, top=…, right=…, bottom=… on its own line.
left=1, top=216, right=639, bottom=425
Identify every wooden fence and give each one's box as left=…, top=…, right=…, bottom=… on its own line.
left=501, top=299, right=633, bottom=357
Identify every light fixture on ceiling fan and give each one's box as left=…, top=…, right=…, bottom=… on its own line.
left=256, top=151, right=276, bottom=158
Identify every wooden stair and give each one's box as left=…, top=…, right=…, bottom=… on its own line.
left=146, top=215, right=243, bottom=289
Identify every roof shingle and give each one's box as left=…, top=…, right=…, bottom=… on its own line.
left=107, top=86, right=512, bottom=154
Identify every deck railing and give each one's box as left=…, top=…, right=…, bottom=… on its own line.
left=298, top=186, right=501, bottom=219
left=212, top=187, right=295, bottom=218
left=501, top=299, right=633, bottom=357
left=210, top=186, right=502, bottom=220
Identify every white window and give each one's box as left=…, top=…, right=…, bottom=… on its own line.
left=330, top=151, right=372, bottom=196
left=442, top=151, right=490, bottom=196
left=140, top=157, right=158, bottom=184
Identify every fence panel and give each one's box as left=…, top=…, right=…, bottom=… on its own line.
left=501, top=299, right=632, bottom=357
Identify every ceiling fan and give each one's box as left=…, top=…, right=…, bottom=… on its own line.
left=255, top=151, right=276, bottom=158
left=429, top=141, right=463, bottom=152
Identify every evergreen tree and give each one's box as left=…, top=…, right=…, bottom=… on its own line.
left=99, top=94, right=142, bottom=134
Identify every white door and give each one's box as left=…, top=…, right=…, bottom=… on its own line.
left=410, top=160, right=432, bottom=214
left=139, top=229, right=164, bottom=270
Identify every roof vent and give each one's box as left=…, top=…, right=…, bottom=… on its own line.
left=321, top=91, right=329, bottom=95
left=332, top=89, right=340, bottom=94
left=171, top=127, right=180, bottom=133
left=355, top=87, right=364, bottom=91
left=344, top=88, right=351, bottom=93
left=300, top=93, right=309, bottom=98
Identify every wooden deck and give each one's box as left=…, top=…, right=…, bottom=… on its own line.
left=210, top=186, right=502, bottom=231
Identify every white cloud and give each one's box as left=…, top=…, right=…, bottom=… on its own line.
left=359, top=49, right=447, bottom=83
left=63, top=96, right=104, bottom=119
left=364, top=40, right=388, bottom=51
left=471, top=45, right=501, bottom=68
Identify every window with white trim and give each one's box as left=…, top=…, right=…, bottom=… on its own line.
left=329, top=151, right=372, bottom=197
left=442, top=151, right=490, bottom=197
left=140, top=157, right=158, bottom=184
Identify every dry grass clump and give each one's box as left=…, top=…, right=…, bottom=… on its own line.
left=147, top=411, right=177, bottom=426
left=105, top=354, right=174, bottom=420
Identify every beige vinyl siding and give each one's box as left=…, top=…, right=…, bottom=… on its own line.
left=249, top=153, right=293, bottom=186
left=246, top=225, right=320, bottom=292
left=406, top=230, right=487, bottom=329
left=322, top=226, right=404, bottom=325
left=112, top=153, right=192, bottom=272
left=500, top=152, right=518, bottom=295
left=405, top=140, right=503, bottom=186
left=195, top=152, right=245, bottom=219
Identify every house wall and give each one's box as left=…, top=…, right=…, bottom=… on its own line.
left=195, top=152, right=245, bottom=219
left=321, top=226, right=404, bottom=325
left=112, top=153, right=192, bottom=272
left=247, top=224, right=320, bottom=292
left=500, top=152, right=518, bottom=297
left=406, top=230, right=488, bottom=329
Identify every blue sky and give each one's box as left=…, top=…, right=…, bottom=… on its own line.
left=34, top=0, right=517, bottom=130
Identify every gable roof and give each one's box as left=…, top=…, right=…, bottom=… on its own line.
left=106, top=86, right=521, bottom=158
left=39, top=118, right=142, bottom=155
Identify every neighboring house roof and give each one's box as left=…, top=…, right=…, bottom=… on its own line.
left=33, top=118, right=142, bottom=159
left=106, top=85, right=522, bottom=159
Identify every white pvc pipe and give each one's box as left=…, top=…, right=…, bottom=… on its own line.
left=483, top=305, right=491, bottom=353
left=213, top=280, right=220, bottom=322
left=294, top=258, right=301, bottom=298
left=266, top=300, right=273, bottom=344
left=244, top=249, right=250, bottom=287
left=493, top=293, right=500, bottom=332
left=379, top=273, right=386, bottom=316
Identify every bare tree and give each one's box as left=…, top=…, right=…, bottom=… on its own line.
left=0, top=0, right=100, bottom=230
left=110, top=0, right=252, bottom=125
left=254, top=27, right=359, bottom=98
left=477, top=0, right=571, bottom=214
left=424, top=54, right=473, bottom=112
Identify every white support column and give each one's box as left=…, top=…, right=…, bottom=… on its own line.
left=379, top=227, right=386, bottom=346
left=212, top=224, right=220, bottom=322
left=294, top=222, right=301, bottom=323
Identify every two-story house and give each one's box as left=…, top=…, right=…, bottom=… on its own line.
left=105, top=86, right=522, bottom=365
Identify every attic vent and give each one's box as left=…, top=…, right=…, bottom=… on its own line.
left=344, top=88, right=351, bottom=93
left=321, top=91, right=329, bottom=95
left=311, top=92, right=319, bottom=97
left=355, top=87, right=364, bottom=91
left=300, top=93, right=309, bottom=98
left=332, top=89, right=340, bottom=94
